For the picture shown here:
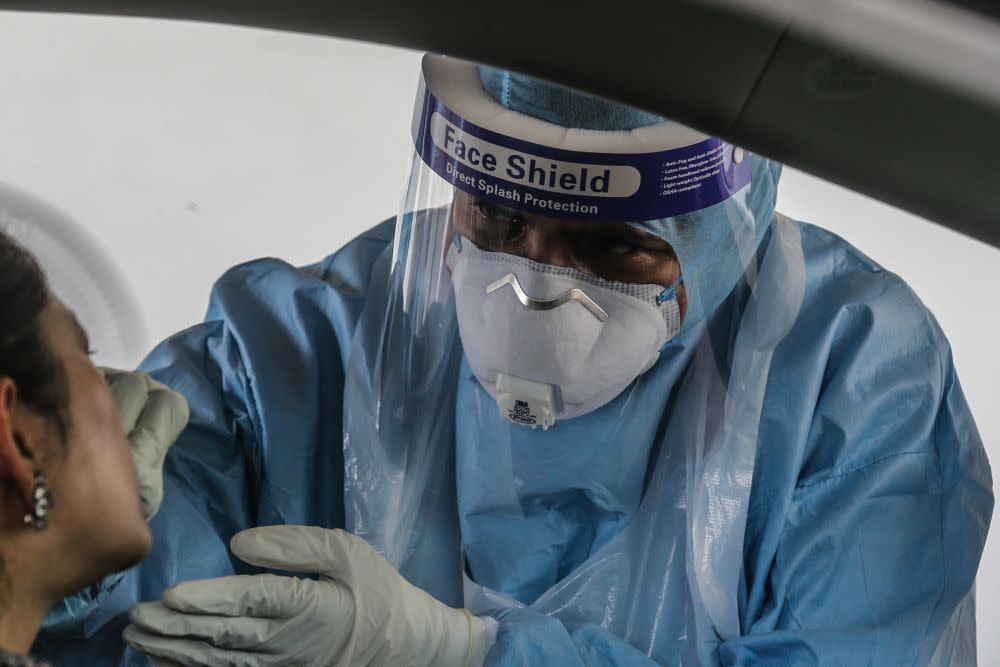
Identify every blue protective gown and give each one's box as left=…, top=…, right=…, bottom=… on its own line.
left=35, top=215, right=993, bottom=666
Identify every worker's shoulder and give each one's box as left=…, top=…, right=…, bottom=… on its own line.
left=210, top=217, right=396, bottom=300
left=789, top=215, right=947, bottom=351
left=770, top=217, right=959, bottom=491
left=304, top=216, right=397, bottom=282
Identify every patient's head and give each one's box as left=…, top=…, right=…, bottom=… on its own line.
left=0, top=231, right=150, bottom=627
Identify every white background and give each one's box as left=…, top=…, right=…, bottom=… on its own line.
left=0, top=12, right=996, bottom=663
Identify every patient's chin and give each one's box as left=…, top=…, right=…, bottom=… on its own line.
left=95, top=521, right=153, bottom=578
left=120, top=522, right=153, bottom=567
left=56, top=523, right=151, bottom=603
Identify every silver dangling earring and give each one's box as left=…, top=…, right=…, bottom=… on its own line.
left=23, top=471, right=53, bottom=530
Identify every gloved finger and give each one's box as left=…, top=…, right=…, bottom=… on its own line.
left=130, top=378, right=190, bottom=469
left=123, top=625, right=261, bottom=667
left=102, top=367, right=149, bottom=434
left=135, top=473, right=164, bottom=522
left=230, top=525, right=383, bottom=581
left=161, top=574, right=342, bottom=620
left=129, top=601, right=276, bottom=650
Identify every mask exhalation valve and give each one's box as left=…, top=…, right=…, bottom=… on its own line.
left=496, top=373, right=557, bottom=430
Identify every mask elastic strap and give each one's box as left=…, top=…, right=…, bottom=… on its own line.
left=655, top=274, right=683, bottom=305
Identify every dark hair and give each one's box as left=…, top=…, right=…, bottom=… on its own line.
left=0, top=230, right=69, bottom=439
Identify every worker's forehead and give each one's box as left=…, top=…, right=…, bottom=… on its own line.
left=453, top=204, right=666, bottom=244
left=453, top=190, right=650, bottom=233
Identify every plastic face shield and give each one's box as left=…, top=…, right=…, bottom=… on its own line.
left=394, top=55, right=760, bottom=428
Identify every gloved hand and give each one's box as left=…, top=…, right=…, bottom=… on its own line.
left=123, top=525, right=488, bottom=667
left=103, top=368, right=189, bottom=520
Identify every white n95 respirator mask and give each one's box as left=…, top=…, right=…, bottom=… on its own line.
left=447, top=236, right=681, bottom=429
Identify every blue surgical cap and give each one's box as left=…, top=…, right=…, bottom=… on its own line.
left=478, top=66, right=666, bottom=131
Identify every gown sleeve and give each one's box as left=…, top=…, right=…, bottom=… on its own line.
left=721, top=272, right=993, bottom=666
left=34, top=221, right=395, bottom=666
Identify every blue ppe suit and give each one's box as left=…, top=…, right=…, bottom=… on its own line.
left=34, top=210, right=992, bottom=665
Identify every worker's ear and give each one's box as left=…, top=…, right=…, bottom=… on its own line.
left=0, top=378, right=44, bottom=529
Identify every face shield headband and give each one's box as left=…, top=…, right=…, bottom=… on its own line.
left=411, top=60, right=752, bottom=230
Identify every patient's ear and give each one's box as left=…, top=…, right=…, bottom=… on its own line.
left=0, top=378, right=40, bottom=527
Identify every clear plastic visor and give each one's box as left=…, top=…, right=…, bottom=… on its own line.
left=395, top=55, right=761, bottom=339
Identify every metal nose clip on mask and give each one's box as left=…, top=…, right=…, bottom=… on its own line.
left=487, top=273, right=610, bottom=322
left=447, top=237, right=682, bottom=428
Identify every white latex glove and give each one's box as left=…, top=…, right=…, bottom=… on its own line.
left=123, top=525, right=488, bottom=667
left=103, top=368, right=189, bottom=520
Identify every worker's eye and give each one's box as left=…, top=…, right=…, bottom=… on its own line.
left=476, top=199, right=497, bottom=218
left=502, top=219, right=526, bottom=244
left=608, top=241, right=640, bottom=255
left=473, top=199, right=526, bottom=249
left=475, top=199, right=517, bottom=223
left=591, top=233, right=649, bottom=258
